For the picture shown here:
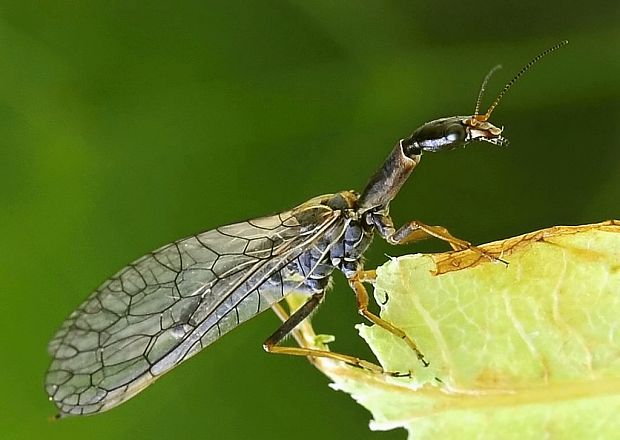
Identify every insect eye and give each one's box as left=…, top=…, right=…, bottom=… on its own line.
left=444, top=123, right=466, bottom=143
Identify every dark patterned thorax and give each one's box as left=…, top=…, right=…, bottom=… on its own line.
left=281, top=190, right=375, bottom=294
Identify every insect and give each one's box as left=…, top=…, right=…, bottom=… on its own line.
left=45, top=41, right=568, bottom=417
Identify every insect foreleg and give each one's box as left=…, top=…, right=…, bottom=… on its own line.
left=393, top=220, right=474, bottom=250
left=373, top=214, right=506, bottom=264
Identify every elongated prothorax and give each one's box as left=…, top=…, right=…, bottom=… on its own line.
left=358, top=141, right=421, bottom=211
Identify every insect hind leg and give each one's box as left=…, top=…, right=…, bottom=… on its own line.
left=266, top=294, right=409, bottom=377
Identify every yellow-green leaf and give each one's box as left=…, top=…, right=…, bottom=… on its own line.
left=291, top=221, right=620, bottom=439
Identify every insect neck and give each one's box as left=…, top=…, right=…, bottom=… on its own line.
left=358, top=140, right=421, bottom=212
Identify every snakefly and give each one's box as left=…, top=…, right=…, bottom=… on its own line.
left=45, top=41, right=568, bottom=417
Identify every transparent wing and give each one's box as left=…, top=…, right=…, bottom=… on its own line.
left=46, top=201, right=342, bottom=416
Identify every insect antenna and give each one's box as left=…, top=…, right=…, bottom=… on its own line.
left=477, top=39, right=569, bottom=122
left=473, top=64, right=502, bottom=116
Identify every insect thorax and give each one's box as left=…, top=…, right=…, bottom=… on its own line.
left=279, top=191, right=375, bottom=294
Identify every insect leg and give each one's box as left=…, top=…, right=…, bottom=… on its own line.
left=348, top=272, right=429, bottom=367
left=264, top=294, right=405, bottom=375
left=270, top=302, right=306, bottom=348
left=356, top=269, right=376, bottom=283
left=375, top=214, right=505, bottom=264
left=264, top=292, right=325, bottom=347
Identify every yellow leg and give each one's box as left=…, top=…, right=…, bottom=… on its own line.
left=391, top=220, right=507, bottom=264
left=349, top=273, right=429, bottom=367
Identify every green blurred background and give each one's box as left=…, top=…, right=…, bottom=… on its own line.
left=1, top=1, right=618, bottom=439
